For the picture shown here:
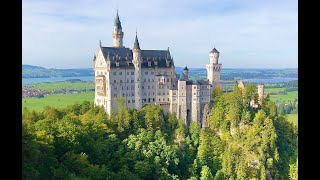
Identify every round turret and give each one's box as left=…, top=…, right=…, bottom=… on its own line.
left=112, top=10, right=124, bottom=48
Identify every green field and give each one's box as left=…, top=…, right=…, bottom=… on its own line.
left=26, top=82, right=95, bottom=91
left=264, top=88, right=286, bottom=93
left=264, top=87, right=298, bottom=103
left=286, top=113, right=298, bottom=126
left=270, top=91, right=298, bottom=102
left=22, top=92, right=94, bottom=111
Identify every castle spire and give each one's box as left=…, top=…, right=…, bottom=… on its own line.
left=133, top=31, right=140, bottom=50
left=114, top=9, right=122, bottom=30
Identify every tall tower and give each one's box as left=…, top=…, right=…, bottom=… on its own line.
left=258, top=83, right=264, bottom=105
left=112, top=10, right=124, bottom=48
left=206, top=48, right=222, bottom=88
left=132, top=32, right=142, bottom=109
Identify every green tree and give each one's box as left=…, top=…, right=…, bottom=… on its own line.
left=200, top=165, right=213, bottom=180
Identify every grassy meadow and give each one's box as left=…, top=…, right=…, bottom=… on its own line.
left=22, top=92, right=94, bottom=112
left=265, top=87, right=298, bottom=102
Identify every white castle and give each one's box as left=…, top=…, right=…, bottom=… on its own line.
left=93, top=11, right=222, bottom=126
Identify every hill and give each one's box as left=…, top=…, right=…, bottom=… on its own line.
left=22, top=64, right=94, bottom=78
left=23, top=64, right=297, bottom=81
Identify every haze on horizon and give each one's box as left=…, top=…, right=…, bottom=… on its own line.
left=22, top=0, right=297, bottom=69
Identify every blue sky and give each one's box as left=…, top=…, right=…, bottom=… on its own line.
left=22, top=0, right=297, bottom=69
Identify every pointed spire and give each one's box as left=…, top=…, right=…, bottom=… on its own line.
left=99, top=40, right=102, bottom=47
left=166, top=47, right=171, bottom=59
left=133, top=31, right=140, bottom=50
left=114, top=9, right=122, bottom=29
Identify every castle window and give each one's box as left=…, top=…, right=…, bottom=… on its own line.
left=148, top=79, right=150, bottom=82
left=113, top=72, right=116, bottom=75
left=127, top=72, right=129, bottom=75
left=151, top=71, right=154, bottom=75
left=131, top=80, right=134, bottom=83
left=148, top=62, right=151, bottom=67
left=163, top=98, right=165, bottom=101
left=167, top=92, right=169, bottom=95
left=168, top=98, right=169, bottom=101
left=132, top=93, right=134, bottom=96
left=158, top=92, right=161, bottom=95
left=194, top=87, right=196, bottom=89
left=128, top=100, right=131, bottom=103
left=182, top=99, right=183, bottom=101
left=194, top=93, right=196, bottom=95
left=153, top=98, right=155, bottom=102
left=131, top=72, right=134, bottom=75
left=145, top=71, right=148, bottom=75
left=153, top=92, right=155, bottom=95
left=120, top=80, right=123, bottom=83
left=144, top=79, right=146, bottom=82
left=163, top=92, right=165, bottom=95
left=202, top=98, right=203, bottom=100
left=119, top=72, right=122, bottom=75
left=152, top=79, right=154, bottom=82
left=122, top=93, right=125, bottom=97
left=142, top=86, right=144, bottom=89
left=159, top=98, right=161, bottom=102
left=182, top=87, right=183, bottom=89
left=114, top=94, right=117, bottom=97
left=167, top=78, right=170, bottom=82
left=114, top=87, right=117, bottom=90
left=148, top=86, right=150, bottom=89
left=148, top=98, right=150, bottom=102
left=127, top=79, right=129, bottom=83
left=132, top=100, right=135, bottom=103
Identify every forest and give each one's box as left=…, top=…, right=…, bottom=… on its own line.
left=22, top=84, right=298, bottom=180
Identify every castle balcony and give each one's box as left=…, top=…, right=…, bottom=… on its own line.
left=154, top=102, right=170, bottom=106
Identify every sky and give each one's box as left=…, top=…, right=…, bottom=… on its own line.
left=22, top=0, right=297, bottom=69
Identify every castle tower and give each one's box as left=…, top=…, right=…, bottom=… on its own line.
left=132, top=32, right=142, bottom=109
left=206, top=48, right=222, bottom=88
left=258, top=83, right=264, bottom=105
left=183, top=66, right=189, bottom=80
left=112, top=10, right=124, bottom=48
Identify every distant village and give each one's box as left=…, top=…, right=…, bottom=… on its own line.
left=22, top=81, right=94, bottom=98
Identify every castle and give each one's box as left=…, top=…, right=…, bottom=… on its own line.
left=93, top=11, right=222, bottom=126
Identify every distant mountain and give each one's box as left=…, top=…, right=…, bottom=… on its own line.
left=22, top=64, right=94, bottom=78
left=22, top=64, right=297, bottom=80
left=22, top=65, right=46, bottom=70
